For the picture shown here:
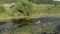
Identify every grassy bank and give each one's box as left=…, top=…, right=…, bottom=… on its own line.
left=0, top=0, right=60, bottom=19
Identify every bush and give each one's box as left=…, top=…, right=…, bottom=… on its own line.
left=0, top=6, right=6, bottom=14
left=14, top=1, right=33, bottom=16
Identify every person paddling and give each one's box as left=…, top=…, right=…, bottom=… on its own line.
left=35, top=21, right=42, bottom=25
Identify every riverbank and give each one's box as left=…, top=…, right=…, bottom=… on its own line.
left=0, top=13, right=60, bottom=22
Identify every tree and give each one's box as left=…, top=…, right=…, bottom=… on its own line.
left=12, top=1, right=33, bottom=16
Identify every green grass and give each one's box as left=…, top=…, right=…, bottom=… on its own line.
left=0, top=0, right=60, bottom=18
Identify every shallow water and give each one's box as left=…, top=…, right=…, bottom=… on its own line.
left=0, top=17, right=60, bottom=34
left=13, top=17, right=60, bottom=34
left=33, top=17, right=60, bottom=22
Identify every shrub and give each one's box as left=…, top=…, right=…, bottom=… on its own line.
left=0, top=6, right=6, bottom=14
left=13, top=1, right=33, bottom=16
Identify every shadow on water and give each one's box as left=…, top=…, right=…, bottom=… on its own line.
left=12, top=18, right=33, bottom=27
left=0, top=18, right=33, bottom=34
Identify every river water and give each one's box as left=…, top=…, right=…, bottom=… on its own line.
left=0, top=17, right=60, bottom=34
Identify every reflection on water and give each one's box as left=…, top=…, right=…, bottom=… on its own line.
left=0, top=19, right=14, bottom=34
left=33, top=17, right=60, bottom=22
left=0, top=17, right=60, bottom=34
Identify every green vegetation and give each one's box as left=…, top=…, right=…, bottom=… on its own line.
left=0, top=0, right=17, bottom=3
left=15, top=1, right=33, bottom=16
left=0, top=0, right=33, bottom=18
left=0, top=0, right=60, bottom=34
left=28, top=0, right=53, bottom=4
left=0, top=0, right=60, bottom=18
left=0, top=6, right=5, bottom=14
